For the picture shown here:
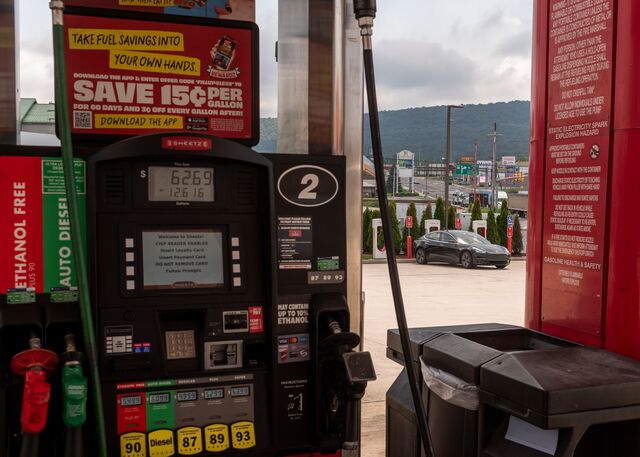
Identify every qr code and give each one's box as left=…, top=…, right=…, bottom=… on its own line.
left=73, top=111, right=92, bottom=129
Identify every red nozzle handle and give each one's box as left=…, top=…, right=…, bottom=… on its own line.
left=21, top=369, right=52, bottom=434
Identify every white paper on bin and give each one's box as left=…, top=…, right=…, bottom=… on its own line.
left=420, top=359, right=480, bottom=411
left=505, top=415, right=558, bottom=455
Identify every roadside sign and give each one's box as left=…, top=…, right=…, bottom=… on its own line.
left=455, top=163, right=474, bottom=175
left=507, top=215, right=513, bottom=227
left=507, top=226, right=513, bottom=237
left=405, top=216, right=413, bottom=229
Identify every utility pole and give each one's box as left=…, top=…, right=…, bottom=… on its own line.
left=488, top=123, right=501, bottom=210
left=473, top=140, right=478, bottom=203
left=444, top=104, right=464, bottom=230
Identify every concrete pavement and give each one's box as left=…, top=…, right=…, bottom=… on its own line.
left=360, top=260, right=526, bottom=457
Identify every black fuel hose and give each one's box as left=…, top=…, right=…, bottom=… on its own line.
left=354, top=1, right=437, bottom=456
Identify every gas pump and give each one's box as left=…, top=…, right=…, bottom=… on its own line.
left=86, top=132, right=374, bottom=457
left=1, top=0, right=377, bottom=455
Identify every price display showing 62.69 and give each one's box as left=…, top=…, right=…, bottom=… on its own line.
left=148, top=166, right=214, bottom=202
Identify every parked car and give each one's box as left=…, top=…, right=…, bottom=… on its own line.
left=413, top=230, right=510, bottom=269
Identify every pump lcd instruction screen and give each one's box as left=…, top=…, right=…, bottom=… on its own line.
left=63, top=12, right=258, bottom=144
left=148, top=166, right=214, bottom=202
left=142, top=229, right=224, bottom=289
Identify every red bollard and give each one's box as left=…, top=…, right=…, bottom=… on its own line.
left=407, top=235, right=413, bottom=259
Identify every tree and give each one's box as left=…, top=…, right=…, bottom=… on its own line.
left=371, top=209, right=384, bottom=250
left=447, top=205, right=456, bottom=230
left=362, top=207, right=373, bottom=253
left=389, top=201, right=403, bottom=253
left=419, top=203, right=433, bottom=237
left=497, top=200, right=509, bottom=247
left=486, top=210, right=500, bottom=244
left=407, top=203, right=420, bottom=240
left=512, top=214, right=524, bottom=255
left=469, top=198, right=482, bottom=231
left=386, top=167, right=403, bottom=194
left=434, top=197, right=445, bottom=229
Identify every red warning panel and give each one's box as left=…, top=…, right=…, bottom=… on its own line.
left=63, top=13, right=258, bottom=145
left=541, top=0, right=615, bottom=344
left=0, top=157, right=44, bottom=294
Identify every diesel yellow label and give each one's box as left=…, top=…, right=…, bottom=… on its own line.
left=148, top=429, right=175, bottom=457
left=120, top=432, right=147, bottom=457
left=204, top=424, right=230, bottom=453
left=176, top=427, right=203, bottom=455
left=231, top=421, right=256, bottom=450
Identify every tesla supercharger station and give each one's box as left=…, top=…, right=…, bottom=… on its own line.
left=527, top=0, right=640, bottom=357
left=372, top=218, right=386, bottom=260
left=472, top=220, right=487, bottom=238
left=425, top=220, right=440, bottom=234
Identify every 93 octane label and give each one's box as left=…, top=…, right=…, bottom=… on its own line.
left=231, top=421, right=256, bottom=449
left=205, top=424, right=230, bottom=452
left=176, top=427, right=202, bottom=455
left=120, top=432, right=146, bottom=457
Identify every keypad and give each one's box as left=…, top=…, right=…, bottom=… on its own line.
left=166, top=330, right=197, bottom=360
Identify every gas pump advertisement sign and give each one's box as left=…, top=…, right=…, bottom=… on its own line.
left=541, top=0, right=614, bottom=341
left=63, top=12, right=258, bottom=144
left=64, top=0, right=255, bottom=21
left=0, top=156, right=86, bottom=296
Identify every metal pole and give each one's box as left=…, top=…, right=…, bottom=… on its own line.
left=444, top=107, right=451, bottom=229
left=491, top=122, right=497, bottom=210
left=474, top=140, right=478, bottom=202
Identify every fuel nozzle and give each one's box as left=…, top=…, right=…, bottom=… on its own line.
left=353, top=0, right=377, bottom=44
left=11, top=336, right=59, bottom=457
left=61, top=334, right=87, bottom=457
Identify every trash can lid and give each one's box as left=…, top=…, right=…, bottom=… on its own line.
left=481, top=347, right=640, bottom=417
left=386, top=323, right=520, bottom=366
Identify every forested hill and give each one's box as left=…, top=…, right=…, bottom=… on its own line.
left=257, top=100, right=531, bottom=162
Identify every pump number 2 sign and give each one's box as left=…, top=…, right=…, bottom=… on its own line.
left=277, top=166, right=339, bottom=208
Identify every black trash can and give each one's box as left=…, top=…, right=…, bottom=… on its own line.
left=479, top=346, right=640, bottom=456
left=386, top=324, right=578, bottom=457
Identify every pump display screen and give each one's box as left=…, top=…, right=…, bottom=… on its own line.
left=142, top=229, right=225, bottom=290
left=203, top=388, right=224, bottom=400
left=176, top=391, right=198, bottom=402
left=148, top=393, right=171, bottom=404
left=148, top=166, right=214, bottom=202
left=230, top=386, right=250, bottom=397
left=120, top=395, right=142, bottom=407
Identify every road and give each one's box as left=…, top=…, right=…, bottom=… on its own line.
left=360, top=260, right=526, bottom=457
left=412, top=177, right=480, bottom=203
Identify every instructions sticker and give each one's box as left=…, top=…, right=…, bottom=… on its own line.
left=277, top=216, right=312, bottom=270
left=204, top=424, right=230, bottom=453
left=231, top=421, right=256, bottom=450
left=176, top=427, right=203, bottom=455
left=147, top=429, right=175, bottom=456
left=120, top=432, right=147, bottom=457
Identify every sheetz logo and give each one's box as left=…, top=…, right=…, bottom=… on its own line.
left=162, top=137, right=212, bottom=151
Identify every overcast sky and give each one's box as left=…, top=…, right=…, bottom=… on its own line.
left=19, top=0, right=533, bottom=118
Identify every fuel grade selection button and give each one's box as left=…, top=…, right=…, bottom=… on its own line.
left=204, top=424, right=230, bottom=452
left=231, top=421, right=256, bottom=449
left=177, top=427, right=203, bottom=455
left=120, top=432, right=147, bottom=457
left=148, top=429, right=175, bottom=457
